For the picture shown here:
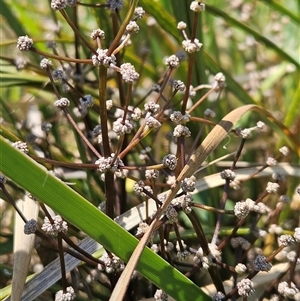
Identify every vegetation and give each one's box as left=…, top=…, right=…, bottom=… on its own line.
left=0, top=1, right=299, bottom=300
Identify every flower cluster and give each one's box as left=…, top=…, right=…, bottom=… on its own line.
left=55, top=286, right=76, bottom=301
left=98, top=252, right=125, bottom=274
left=92, top=49, right=116, bottom=67
left=237, top=278, right=254, bottom=297
left=16, top=36, right=33, bottom=51
left=162, top=154, right=178, bottom=170
left=170, top=111, right=190, bottom=124
left=24, top=219, right=38, bottom=234
left=12, top=141, right=29, bottom=154
left=41, top=215, right=68, bottom=235
left=113, top=118, right=134, bottom=135
left=95, top=154, right=126, bottom=177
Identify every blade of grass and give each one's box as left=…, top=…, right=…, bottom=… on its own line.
left=260, top=0, right=300, bottom=24
left=109, top=103, right=300, bottom=300
left=205, top=4, right=300, bottom=68
left=0, top=136, right=210, bottom=301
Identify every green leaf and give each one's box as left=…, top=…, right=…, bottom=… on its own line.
left=0, top=136, right=210, bottom=301
left=0, top=0, right=26, bottom=36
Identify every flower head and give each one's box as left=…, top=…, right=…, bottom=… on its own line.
left=182, top=39, right=202, bottom=53
left=190, top=1, right=205, bottom=12
left=237, top=278, right=254, bottom=297
left=253, top=255, right=272, bottom=271
left=41, top=215, right=68, bottom=235
left=54, top=98, right=70, bottom=108
left=90, top=29, right=105, bottom=40
left=162, top=154, right=178, bottom=170
left=119, top=63, right=139, bottom=83
left=106, top=0, right=124, bottom=11
left=40, top=58, right=53, bottom=69
left=164, top=54, right=180, bottom=68
left=12, top=141, right=29, bottom=154
left=24, top=219, right=38, bottom=234
left=16, top=36, right=33, bottom=51
left=51, top=0, right=67, bottom=10
left=55, top=286, right=75, bottom=301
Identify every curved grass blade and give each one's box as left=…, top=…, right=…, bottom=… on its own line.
left=0, top=136, right=210, bottom=301
left=109, top=104, right=300, bottom=300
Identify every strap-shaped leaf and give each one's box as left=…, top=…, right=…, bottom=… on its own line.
left=0, top=136, right=210, bottom=301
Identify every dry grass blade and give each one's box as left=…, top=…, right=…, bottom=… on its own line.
left=10, top=197, right=39, bottom=301
left=110, top=104, right=300, bottom=300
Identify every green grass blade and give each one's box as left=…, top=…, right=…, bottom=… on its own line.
left=0, top=0, right=26, bottom=36
left=0, top=136, right=210, bottom=301
left=205, top=4, right=300, bottom=68
left=260, top=0, right=300, bottom=24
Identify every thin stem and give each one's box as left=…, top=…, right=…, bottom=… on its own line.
left=0, top=183, right=28, bottom=223
left=60, top=9, right=96, bottom=54
left=62, top=108, right=102, bottom=158
left=57, top=235, right=68, bottom=292
left=31, top=47, right=92, bottom=63
left=187, top=87, right=216, bottom=114
left=107, top=0, right=139, bottom=55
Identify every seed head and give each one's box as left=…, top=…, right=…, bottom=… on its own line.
left=106, top=0, right=124, bottom=11
left=213, top=72, right=226, bottom=90
left=279, top=146, right=289, bottom=156
left=278, top=234, right=295, bottom=247
left=92, top=48, right=116, bottom=67
left=266, top=181, right=280, bottom=193
left=266, top=157, right=277, bottom=166
left=90, top=29, right=105, bottom=40
left=154, top=289, right=168, bottom=301
left=164, top=54, right=180, bottom=68
left=213, top=292, right=225, bottom=301
left=126, top=21, right=139, bottom=33
left=173, top=124, right=191, bottom=137
left=113, top=118, right=134, bottom=135
left=24, top=219, right=38, bottom=234
left=145, top=116, right=161, bottom=129
left=16, top=36, right=33, bottom=51
left=119, top=63, right=139, bottom=83
left=235, top=263, right=247, bottom=274
left=234, top=201, right=250, bottom=219
left=99, top=252, right=125, bottom=274
left=55, top=286, right=76, bottom=301
left=180, top=176, right=196, bottom=193
left=0, top=175, right=6, bottom=184
left=133, top=7, right=145, bottom=20
left=172, top=80, right=186, bottom=91
left=131, top=107, right=142, bottom=121
left=14, top=57, right=27, bottom=70
left=54, top=98, right=70, bottom=108
left=253, top=255, right=272, bottom=271
left=170, top=111, right=185, bottom=124
left=182, top=39, right=202, bottom=53
left=144, top=101, right=160, bottom=114
left=41, top=215, right=68, bottom=235
left=162, top=154, right=178, bottom=170
left=12, top=141, right=29, bottom=154
left=40, top=58, right=53, bottom=69
left=237, top=278, right=254, bottom=297
left=220, top=169, right=236, bottom=180
left=177, top=21, right=187, bottom=30
left=190, top=1, right=205, bottom=12
left=165, top=204, right=178, bottom=224
left=294, top=227, right=300, bottom=243
left=145, top=169, right=159, bottom=179
left=51, top=0, right=67, bottom=10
